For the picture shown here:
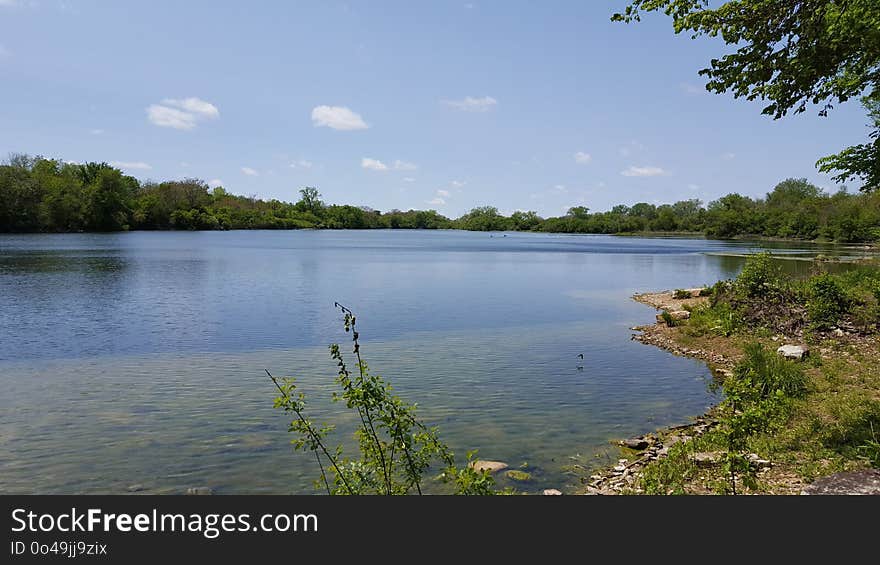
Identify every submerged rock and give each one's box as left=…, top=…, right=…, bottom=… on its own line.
left=469, top=460, right=508, bottom=474
left=801, top=470, right=880, bottom=495
left=777, top=344, right=809, bottom=361
left=619, top=437, right=649, bottom=450
left=505, top=470, right=532, bottom=482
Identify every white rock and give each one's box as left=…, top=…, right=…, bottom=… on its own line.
left=777, top=344, right=809, bottom=360
left=543, top=489, right=563, bottom=496
left=468, top=460, right=508, bottom=474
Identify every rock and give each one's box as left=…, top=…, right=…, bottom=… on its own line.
left=693, top=452, right=722, bottom=466
left=185, top=487, right=213, bottom=495
left=543, top=489, right=563, bottom=496
left=685, top=288, right=706, bottom=297
left=469, top=460, right=508, bottom=474
left=832, top=328, right=845, bottom=337
left=656, top=310, right=690, bottom=324
left=801, top=470, right=880, bottom=495
left=612, top=464, right=627, bottom=472
left=582, top=486, right=615, bottom=496
left=505, top=469, right=532, bottom=482
left=126, top=484, right=145, bottom=493
left=776, top=344, right=810, bottom=361
left=619, top=437, right=649, bottom=450
left=746, top=453, right=771, bottom=469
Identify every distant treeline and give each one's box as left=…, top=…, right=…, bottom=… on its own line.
left=2, top=154, right=879, bottom=242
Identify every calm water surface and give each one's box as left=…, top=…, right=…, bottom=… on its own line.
left=0, top=230, right=858, bottom=493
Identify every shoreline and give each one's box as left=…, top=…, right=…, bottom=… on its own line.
left=579, top=289, right=730, bottom=495
left=581, top=285, right=880, bottom=495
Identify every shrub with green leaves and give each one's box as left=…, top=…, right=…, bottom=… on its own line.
left=716, top=342, right=808, bottom=494
left=734, top=251, right=784, bottom=299
left=673, top=289, right=691, bottom=299
left=270, top=303, right=496, bottom=495
left=807, top=273, right=848, bottom=330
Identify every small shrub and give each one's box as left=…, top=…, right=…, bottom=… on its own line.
left=270, top=303, right=496, bottom=495
left=850, top=289, right=880, bottom=333
left=807, top=273, right=848, bottom=330
left=734, top=252, right=784, bottom=299
left=673, top=289, right=691, bottom=299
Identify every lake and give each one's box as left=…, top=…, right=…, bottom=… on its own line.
left=0, top=230, right=862, bottom=494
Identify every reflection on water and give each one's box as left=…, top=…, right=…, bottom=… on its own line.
left=0, top=231, right=870, bottom=493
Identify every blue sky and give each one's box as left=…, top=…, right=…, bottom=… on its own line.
left=0, top=1, right=873, bottom=217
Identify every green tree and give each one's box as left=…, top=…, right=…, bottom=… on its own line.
left=296, top=187, right=324, bottom=215
left=817, top=97, right=880, bottom=192
left=614, top=1, right=880, bottom=189
left=566, top=206, right=591, bottom=220
left=510, top=210, right=543, bottom=231
left=84, top=167, right=135, bottom=231
left=457, top=206, right=512, bottom=231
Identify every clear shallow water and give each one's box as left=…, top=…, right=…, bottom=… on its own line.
left=0, top=230, right=851, bottom=493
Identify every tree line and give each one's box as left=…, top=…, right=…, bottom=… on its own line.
left=2, top=154, right=879, bottom=242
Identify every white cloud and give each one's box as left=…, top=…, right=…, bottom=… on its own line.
left=427, top=197, right=446, bottom=206
left=311, top=105, right=368, bottom=130
left=437, top=189, right=450, bottom=197
left=402, top=177, right=416, bottom=183
left=621, top=166, right=668, bottom=177
left=163, top=97, right=219, bottom=119
left=147, top=97, right=219, bottom=130
left=721, top=152, right=736, bottom=160
left=208, top=179, right=224, bottom=188
left=361, top=158, right=416, bottom=171
left=290, top=159, right=313, bottom=169
left=361, top=158, right=388, bottom=171
left=110, top=161, right=152, bottom=170
left=89, top=129, right=104, bottom=135
left=147, top=105, right=196, bottom=130
left=241, top=167, right=259, bottom=176
left=451, top=180, right=466, bottom=188
left=574, top=151, right=592, bottom=164
left=442, top=96, right=497, bottom=112
left=688, top=183, right=701, bottom=191
left=554, top=184, right=567, bottom=193
left=0, top=44, right=10, bottom=58
left=393, top=160, right=417, bottom=171
left=0, top=1, right=19, bottom=7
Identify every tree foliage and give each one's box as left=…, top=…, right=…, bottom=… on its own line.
left=613, top=1, right=880, bottom=191
left=3, top=154, right=880, bottom=242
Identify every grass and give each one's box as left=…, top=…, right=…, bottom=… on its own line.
left=629, top=255, right=880, bottom=494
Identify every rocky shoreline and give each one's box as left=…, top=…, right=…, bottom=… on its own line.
left=576, top=288, right=729, bottom=494
left=580, top=288, right=880, bottom=495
